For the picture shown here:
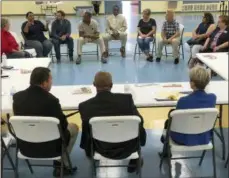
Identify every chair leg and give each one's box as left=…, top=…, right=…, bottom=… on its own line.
left=97, top=45, right=99, bottom=60
left=60, top=157, right=64, bottom=178
left=167, top=145, right=172, bottom=178
left=164, top=46, right=168, bottom=58
left=181, top=44, right=184, bottom=60
left=15, top=153, right=19, bottom=178
left=212, top=137, right=217, bottom=178
left=225, top=154, right=229, bottom=168
left=159, top=143, right=167, bottom=170
left=134, top=44, right=138, bottom=60
left=25, top=160, right=34, bottom=174
left=91, top=158, right=96, bottom=178
left=219, top=105, right=226, bottom=160
left=138, top=157, right=142, bottom=178
left=198, top=150, right=206, bottom=166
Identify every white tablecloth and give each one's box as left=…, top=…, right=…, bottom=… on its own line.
left=1, top=58, right=51, bottom=113
left=2, top=81, right=228, bottom=113
left=197, top=52, right=228, bottom=80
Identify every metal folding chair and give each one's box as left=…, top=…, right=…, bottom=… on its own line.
left=134, top=37, right=157, bottom=60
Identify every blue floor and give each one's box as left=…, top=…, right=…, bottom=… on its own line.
left=3, top=12, right=228, bottom=178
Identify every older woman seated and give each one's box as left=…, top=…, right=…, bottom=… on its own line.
left=191, top=15, right=229, bottom=67
left=1, top=18, right=30, bottom=58
left=187, top=12, right=215, bottom=68
left=161, top=66, right=216, bottom=150
left=137, top=9, right=157, bottom=62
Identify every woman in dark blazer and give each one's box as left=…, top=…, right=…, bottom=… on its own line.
left=201, top=15, right=229, bottom=53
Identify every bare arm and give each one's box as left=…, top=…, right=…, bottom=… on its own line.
left=217, top=42, right=229, bottom=50
left=203, top=38, right=210, bottom=49
left=146, top=26, right=156, bottom=37
left=192, top=26, right=198, bottom=37
left=197, top=24, right=216, bottom=39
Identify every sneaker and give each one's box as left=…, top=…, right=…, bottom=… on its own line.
left=101, top=57, right=107, bottom=64
left=156, top=57, right=161, bottom=62
left=146, top=55, right=153, bottom=62
left=120, top=47, right=126, bottom=58
left=53, top=166, right=77, bottom=177
left=101, top=52, right=108, bottom=64
left=76, top=56, right=81, bottom=65
left=174, top=58, right=179, bottom=64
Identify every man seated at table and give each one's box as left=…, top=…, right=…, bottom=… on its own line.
left=156, top=10, right=180, bottom=64
left=79, top=71, right=146, bottom=173
left=13, top=67, right=79, bottom=177
left=1, top=18, right=31, bottom=58
left=22, top=12, right=53, bottom=57
left=103, top=5, right=127, bottom=57
left=51, top=10, right=74, bottom=63
left=160, top=66, right=216, bottom=154
left=76, top=12, right=107, bottom=64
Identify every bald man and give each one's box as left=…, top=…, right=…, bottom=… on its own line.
left=79, top=71, right=146, bottom=173
left=156, top=10, right=181, bottom=64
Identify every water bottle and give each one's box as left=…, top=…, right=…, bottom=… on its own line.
left=124, top=81, right=130, bottom=93
left=1, top=53, right=7, bottom=67
left=10, top=86, right=16, bottom=99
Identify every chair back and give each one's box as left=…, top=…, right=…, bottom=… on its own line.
left=169, top=108, right=218, bottom=134
left=179, top=23, right=184, bottom=43
left=89, top=116, right=141, bottom=143
left=9, top=116, right=60, bottom=143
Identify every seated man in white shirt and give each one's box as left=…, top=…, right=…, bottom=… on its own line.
left=103, top=5, right=127, bottom=57
left=76, top=12, right=107, bottom=64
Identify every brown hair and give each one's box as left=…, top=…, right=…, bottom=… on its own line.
left=219, top=15, right=229, bottom=26
left=56, top=10, right=65, bottom=17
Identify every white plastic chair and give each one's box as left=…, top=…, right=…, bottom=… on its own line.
left=89, top=116, right=142, bottom=178
left=160, top=108, right=218, bottom=178
left=9, top=116, right=73, bottom=178
left=164, top=23, right=185, bottom=60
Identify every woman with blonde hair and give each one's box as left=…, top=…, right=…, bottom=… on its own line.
left=137, top=9, right=157, bottom=62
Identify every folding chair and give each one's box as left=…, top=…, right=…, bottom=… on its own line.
left=81, top=43, right=99, bottom=60
left=225, top=154, right=229, bottom=168
left=1, top=134, right=17, bottom=178
left=164, top=23, right=185, bottom=60
left=89, top=116, right=142, bottom=178
left=8, top=116, right=74, bottom=178
left=160, top=108, right=218, bottom=178
left=134, top=35, right=157, bottom=60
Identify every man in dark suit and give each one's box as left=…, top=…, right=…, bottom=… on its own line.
left=13, top=67, right=78, bottom=177
left=79, top=71, right=146, bottom=173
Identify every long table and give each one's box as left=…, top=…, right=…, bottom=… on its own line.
left=197, top=52, right=228, bottom=80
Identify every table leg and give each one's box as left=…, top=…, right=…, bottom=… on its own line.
left=214, top=105, right=225, bottom=160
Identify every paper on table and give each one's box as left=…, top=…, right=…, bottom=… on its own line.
left=202, top=54, right=217, bottom=60
left=72, top=87, right=92, bottom=94
left=155, top=91, right=186, bottom=101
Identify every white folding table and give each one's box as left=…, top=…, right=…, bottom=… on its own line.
left=197, top=52, right=228, bottom=80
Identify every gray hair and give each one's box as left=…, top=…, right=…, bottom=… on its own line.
left=143, top=9, right=151, bottom=16
left=189, top=66, right=210, bottom=90
left=1, top=18, right=9, bottom=29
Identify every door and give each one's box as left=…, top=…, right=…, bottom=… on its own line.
left=104, top=1, right=122, bottom=15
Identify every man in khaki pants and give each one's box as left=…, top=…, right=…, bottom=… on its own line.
left=103, top=5, right=127, bottom=57
left=76, top=12, right=107, bottom=64
left=156, top=10, right=181, bottom=64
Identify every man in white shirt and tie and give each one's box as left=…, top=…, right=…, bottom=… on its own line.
left=103, top=5, right=127, bottom=58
